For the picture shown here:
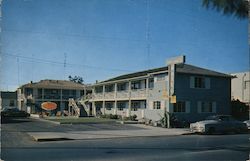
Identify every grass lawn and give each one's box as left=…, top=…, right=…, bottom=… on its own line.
left=45, top=117, right=115, bottom=124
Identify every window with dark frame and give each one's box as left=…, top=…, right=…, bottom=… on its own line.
left=131, top=101, right=140, bottom=111
left=194, top=77, right=205, bottom=88
left=149, top=78, right=154, bottom=88
left=117, top=83, right=127, bottom=91
left=153, top=101, right=161, bottom=109
left=105, top=85, right=114, bottom=92
left=173, top=101, right=186, bottom=112
left=105, top=102, right=113, bottom=110
left=131, top=81, right=141, bottom=90
left=117, top=102, right=126, bottom=111
left=25, top=88, right=33, bottom=96
left=201, top=102, right=213, bottom=113
left=95, top=86, right=103, bottom=93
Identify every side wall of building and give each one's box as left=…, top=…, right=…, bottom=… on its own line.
left=175, top=73, right=231, bottom=122
left=0, top=92, right=18, bottom=110
left=231, top=72, right=250, bottom=104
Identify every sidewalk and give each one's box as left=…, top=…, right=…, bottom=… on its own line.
left=28, top=124, right=192, bottom=141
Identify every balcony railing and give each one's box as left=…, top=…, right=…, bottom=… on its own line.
left=116, top=90, right=129, bottom=99
left=104, top=92, right=115, bottom=99
left=92, top=88, right=147, bottom=100
left=93, top=93, right=103, bottom=99
left=130, top=89, right=147, bottom=98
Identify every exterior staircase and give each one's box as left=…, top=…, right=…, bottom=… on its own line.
left=68, top=98, right=80, bottom=117
left=68, top=94, right=92, bottom=117
left=78, top=94, right=92, bottom=116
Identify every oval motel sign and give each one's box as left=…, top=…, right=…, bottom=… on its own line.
left=41, top=102, right=57, bottom=111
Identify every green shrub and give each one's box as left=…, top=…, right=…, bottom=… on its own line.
left=109, top=114, right=118, bottom=119
left=100, top=114, right=118, bottom=119
left=122, top=114, right=137, bottom=121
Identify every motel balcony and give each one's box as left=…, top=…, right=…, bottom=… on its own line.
left=130, top=89, right=147, bottom=99
left=116, top=90, right=129, bottom=99
left=92, top=88, right=147, bottom=101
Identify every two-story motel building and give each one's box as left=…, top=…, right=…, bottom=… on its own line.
left=18, top=79, right=88, bottom=114
left=90, top=57, right=232, bottom=123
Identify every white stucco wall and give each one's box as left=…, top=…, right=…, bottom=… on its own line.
left=231, top=71, right=250, bottom=103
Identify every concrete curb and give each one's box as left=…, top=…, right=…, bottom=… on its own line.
left=28, top=130, right=193, bottom=142
left=116, top=121, right=141, bottom=124
left=30, top=117, right=61, bottom=125
left=30, top=116, right=117, bottom=125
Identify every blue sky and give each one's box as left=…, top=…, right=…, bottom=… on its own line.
left=0, top=0, right=248, bottom=91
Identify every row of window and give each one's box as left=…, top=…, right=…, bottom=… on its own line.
left=104, top=101, right=146, bottom=111
left=95, top=79, right=155, bottom=93
left=103, top=100, right=215, bottom=113
left=96, top=76, right=211, bottom=94
left=25, top=88, right=83, bottom=97
left=152, top=101, right=216, bottom=113
left=174, top=101, right=215, bottom=113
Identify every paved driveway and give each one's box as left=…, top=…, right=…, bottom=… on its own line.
left=2, top=117, right=190, bottom=142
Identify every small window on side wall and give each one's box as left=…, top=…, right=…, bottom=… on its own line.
left=198, top=101, right=216, bottom=113
left=190, top=76, right=210, bottom=89
left=153, top=101, right=161, bottom=109
left=173, top=101, right=186, bottom=113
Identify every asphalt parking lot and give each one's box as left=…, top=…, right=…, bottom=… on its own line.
left=2, top=117, right=191, bottom=142
left=1, top=117, right=250, bottom=161
left=1, top=117, right=144, bottom=132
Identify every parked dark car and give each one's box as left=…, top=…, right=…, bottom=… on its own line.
left=190, top=115, right=248, bottom=134
left=1, top=108, right=30, bottom=118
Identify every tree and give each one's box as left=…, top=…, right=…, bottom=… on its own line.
left=202, top=0, right=249, bottom=19
left=231, top=99, right=249, bottom=120
left=68, top=75, right=84, bottom=84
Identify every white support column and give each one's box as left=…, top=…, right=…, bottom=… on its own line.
left=17, top=89, right=22, bottom=110
left=128, top=81, right=131, bottom=98
left=128, top=81, right=131, bottom=117
left=102, top=85, right=105, bottom=115
left=146, top=78, right=149, bottom=97
left=114, top=101, right=117, bottom=115
left=60, top=89, right=63, bottom=112
left=93, top=101, right=96, bottom=116
left=103, top=85, right=105, bottom=98
left=102, top=101, right=105, bottom=115
left=84, top=87, right=87, bottom=97
left=114, top=83, right=117, bottom=98
left=92, top=87, right=95, bottom=100
left=114, top=83, right=117, bottom=115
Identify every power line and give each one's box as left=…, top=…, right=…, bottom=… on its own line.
left=1, top=52, right=133, bottom=72
left=2, top=29, right=144, bottom=43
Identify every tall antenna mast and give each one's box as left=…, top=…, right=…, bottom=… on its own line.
left=32, top=53, right=34, bottom=81
left=146, top=0, right=151, bottom=68
left=64, top=53, right=67, bottom=79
